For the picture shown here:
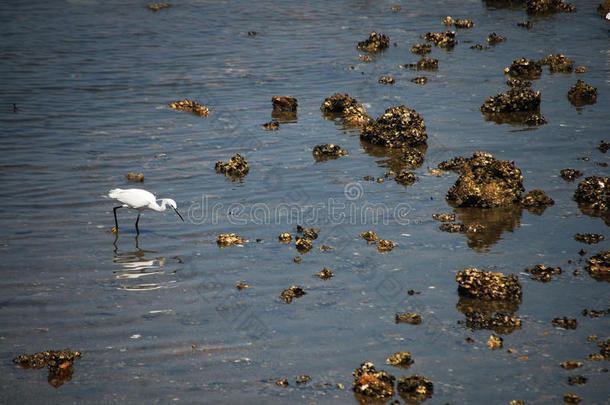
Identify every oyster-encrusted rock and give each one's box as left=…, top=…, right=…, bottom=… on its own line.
left=215, top=154, right=249, bottom=178
left=539, top=53, right=573, bottom=73
left=446, top=152, right=524, bottom=208
left=361, top=106, right=427, bottom=148
left=481, top=87, right=541, bottom=114
left=505, top=58, right=542, bottom=80
left=357, top=32, right=390, bottom=53
left=526, top=0, right=575, bottom=15
left=352, top=362, right=395, bottom=399
left=456, top=268, right=522, bottom=300
left=567, top=80, right=597, bottom=106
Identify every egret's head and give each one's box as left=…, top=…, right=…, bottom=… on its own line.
left=162, top=198, right=184, bottom=222
left=164, top=198, right=178, bottom=209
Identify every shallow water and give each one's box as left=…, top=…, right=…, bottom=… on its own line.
left=0, top=0, right=609, bottom=403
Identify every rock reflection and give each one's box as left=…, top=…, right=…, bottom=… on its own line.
left=576, top=202, right=610, bottom=227
left=451, top=205, right=523, bottom=252
left=271, top=110, right=297, bottom=123
left=482, top=0, right=526, bottom=10
left=112, top=237, right=181, bottom=291
left=456, top=296, right=522, bottom=334
left=360, top=140, right=427, bottom=172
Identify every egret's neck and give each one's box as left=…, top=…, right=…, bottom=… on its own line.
left=150, top=200, right=166, bottom=212
left=155, top=199, right=174, bottom=212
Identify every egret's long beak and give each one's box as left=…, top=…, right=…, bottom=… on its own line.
left=174, top=207, right=185, bottom=222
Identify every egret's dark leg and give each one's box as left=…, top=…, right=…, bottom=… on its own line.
left=135, top=212, right=141, bottom=235
left=113, top=206, right=122, bottom=232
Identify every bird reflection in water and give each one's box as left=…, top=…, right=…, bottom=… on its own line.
left=112, top=235, right=181, bottom=291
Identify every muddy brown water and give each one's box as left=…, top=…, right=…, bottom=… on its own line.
left=1, top=1, right=609, bottom=404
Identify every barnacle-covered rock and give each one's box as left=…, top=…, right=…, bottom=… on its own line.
left=599, top=141, right=610, bottom=153
left=539, top=53, right=573, bottom=73
left=278, top=232, right=292, bottom=243
left=487, top=334, right=503, bottom=349
left=296, top=225, right=318, bottom=240
left=394, top=170, right=418, bottom=186
left=378, top=76, right=395, bottom=85
left=271, top=96, right=298, bottom=112
left=487, top=32, right=506, bottom=45
left=456, top=268, right=522, bottom=301
left=13, top=349, right=82, bottom=388
left=560, top=361, right=583, bottom=370
left=361, top=106, right=427, bottom=148
left=552, top=317, right=578, bottom=329
left=410, top=43, right=431, bottom=55
left=262, top=121, right=279, bottom=130
left=574, top=176, right=610, bottom=222
left=446, top=152, right=524, bottom=208
left=507, top=78, right=532, bottom=88
left=280, top=285, right=306, bottom=303
left=505, top=58, right=542, bottom=79
left=517, top=21, right=534, bottom=29
left=396, top=375, right=433, bottom=404
left=523, top=113, right=547, bottom=126
left=559, top=169, right=582, bottom=181
left=481, top=87, right=541, bottom=114
left=377, top=239, right=397, bottom=252
left=525, top=264, right=562, bottom=282
left=386, top=352, right=414, bottom=368
left=574, top=233, right=605, bottom=244
left=316, top=267, right=334, bottom=280
left=395, top=313, right=422, bottom=325
left=599, top=338, right=610, bottom=359
left=169, top=99, right=210, bottom=116
left=217, top=233, right=248, bottom=247
left=439, top=222, right=484, bottom=234
left=312, top=144, right=348, bottom=161
left=359, top=230, right=379, bottom=242
left=585, top=250, right=610, bottom=282
left=215, top=153, right=249, bottom=178
left=295, top=237, right=313, bottom=253
left=444, top=16, right=475, bottom=28
left=560, top=168, right=582, bottom=182
left=521, top=189, right=554, bottom=215
left=321, top=93, right=359, bottom=114
left=401, top=58, right=439, bottom=71
left=568, top=375, right=588, bottom=385
left=422, top=31, right=457, bottom=49
left=357, top=32, right=390, bottom=53
left=320, top=93, right=371, bottom=127
left=352, top=362, right=395, bottom=400
left=432, top=213, right=456, bottom=222
left=567, top=80, right=597, bottom=106
left=411, top=76, right=428, bottom=84
left=526, top=0, right=575, bottom=14
left=438, top=156, right=469, bottom=171
left=125, top=172, right=144, bottom=182
left=148, top=3, right=171, bottom=11
left=563, top=393, right=581, bottom=404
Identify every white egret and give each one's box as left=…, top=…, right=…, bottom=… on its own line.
left=108, top=188, right=184, bottom=234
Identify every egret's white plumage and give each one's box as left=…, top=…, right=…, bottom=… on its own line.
left=108, top=188, right=184, bottom=234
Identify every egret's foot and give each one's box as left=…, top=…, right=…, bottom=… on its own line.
left=111, top=227, right=118, bottom=233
